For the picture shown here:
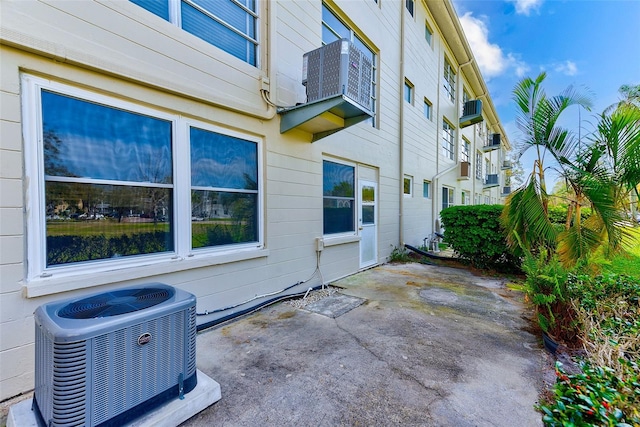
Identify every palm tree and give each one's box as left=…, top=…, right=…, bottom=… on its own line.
left=502, top=72, right=593, bottom=256
left=603, top=84, right=640, bottom=114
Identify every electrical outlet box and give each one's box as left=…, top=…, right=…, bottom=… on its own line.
left=315, top=237, right=324, bottom=252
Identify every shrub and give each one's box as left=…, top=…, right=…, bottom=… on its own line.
left=548, top=205, right=593, bottom=225
left=522, top=249, right=577, bottom=342
left=389, top=245, right=411, bottom=263
left=540, top=360, right=640, bottom=426
left=439, top=205, right=520, bottom=271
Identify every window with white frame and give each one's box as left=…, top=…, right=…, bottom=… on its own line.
left=404, top=175, right=413, bottom=197
left=404, top=79, right=413, bottom=104
left=475, top=150, right=483, bottom=179
left=130, top=0, right=258, bottom=66
left=461, top=138, right=470, bottom=162
left=485, top=158, right=491, bottom=180
left=443, top=58, right=456, bottom=102
left=423, top=180, right=431, bottom=198
left=423, top=98, right=432, bottom=120
left=442, top=187, right=454, bottom=210
left=23, top=75, right=261, bottom=279
left=322, top=3, right=377, bottom=126
left=425, top=22, right=433, bottom=46
left=461, top=191, right=468, bottom=205
left=442, top=119, right=455, bottom=160
left=323, top=160, right=355, bottom=235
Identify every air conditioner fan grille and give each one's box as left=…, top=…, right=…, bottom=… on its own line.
left=58, top=288, right=174, bottom=319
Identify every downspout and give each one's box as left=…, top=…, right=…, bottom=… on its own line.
left=398, top=1, right=405, bottom=246
left=432, top=36, right=442, bottom=235
left=431, top=163, right=459, bottom=231
left=259, top=0, right=278, bottom=119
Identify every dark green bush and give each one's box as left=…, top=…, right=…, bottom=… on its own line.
left=439, top=205, right=520, bottom=271
left=548, top=205, right=593, bottom=224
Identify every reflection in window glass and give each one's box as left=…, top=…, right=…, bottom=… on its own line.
left=323, top=160, right=355, bottom=234
left=41, top=91, right=174, bottom=266
left=28, top=77, right=263, bottom=277
left=190, top=127, right=259, bottom=249
left=131, top=0, right=258, bottom=66
left=362, top=206, right=375, bottom=224
left=42, top=90, right=172, bottom=183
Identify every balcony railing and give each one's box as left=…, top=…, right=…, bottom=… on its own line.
left=483, top=174, right=499, bottom=188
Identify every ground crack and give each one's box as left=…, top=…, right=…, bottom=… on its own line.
left=333, top=318, right=445, bottom=403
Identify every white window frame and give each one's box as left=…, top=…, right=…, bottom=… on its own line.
left=442, top=119, right=455, bottom=161
left=131, top=0, right=259, bottom=67
left=404, top=175, right=413, bottom=197
left=423, top=180, right=431, bottom=199
left=322, top=158, right=357, bottom=237
left=442, top=186, right=454, bottom=210
left=22, top=74, right=264, bottom=284
left=475, top=150, right=483, bottom=180
left=461, top=138, right=470, bottom=162
left=443, top=58, right=456, bottom=103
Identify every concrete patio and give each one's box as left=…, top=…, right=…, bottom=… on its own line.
left=182, top=262, right=546, bottom=426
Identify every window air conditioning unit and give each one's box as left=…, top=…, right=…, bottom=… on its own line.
left=459, top=99, right=483, bottom=128
left=458, top=161, right=471, bottom=180
left=33, top=283, right=197, bottom=427
left=302, top=38, right=373, bottom=113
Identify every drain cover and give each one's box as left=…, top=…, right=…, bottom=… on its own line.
left=304, top=294, right=365, bottom=318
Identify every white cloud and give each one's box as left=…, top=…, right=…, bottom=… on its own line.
left=554, top=60, right=578, bottom=76
left=459, top=12, right=529, bottom=80
left=509, top=0, right=544, bottom=16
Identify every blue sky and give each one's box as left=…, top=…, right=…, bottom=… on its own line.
left=453, top=0, right=640, bottom=171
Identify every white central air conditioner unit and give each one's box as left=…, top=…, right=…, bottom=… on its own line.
left=33, top=283, right=197, bottom=427
left=302, top=38, right=373, bottom=113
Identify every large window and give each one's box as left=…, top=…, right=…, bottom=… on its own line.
left=24, top=75, right=261, bottom=278
left=443, top=58, right=456, bottom=102
left=442, top=119, right=455, bottom=161
left=322, top=3, right=377, bottom=125
left=131, top=0, right=258, bottom=66
left=323, top=160, right=355, bottom=235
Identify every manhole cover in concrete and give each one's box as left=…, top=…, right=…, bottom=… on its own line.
left=304, top=293, right=365, bottom=318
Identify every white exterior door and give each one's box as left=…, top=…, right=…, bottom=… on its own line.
left=359, top=180, right=377, bottom=268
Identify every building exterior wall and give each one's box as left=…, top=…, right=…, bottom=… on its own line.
left=0, top=0, right=509, bottom=400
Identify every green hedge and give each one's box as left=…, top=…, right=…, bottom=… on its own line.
left=439, top=205, right=520, bottom=270
left=547, top=205, right=592, bottom=224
